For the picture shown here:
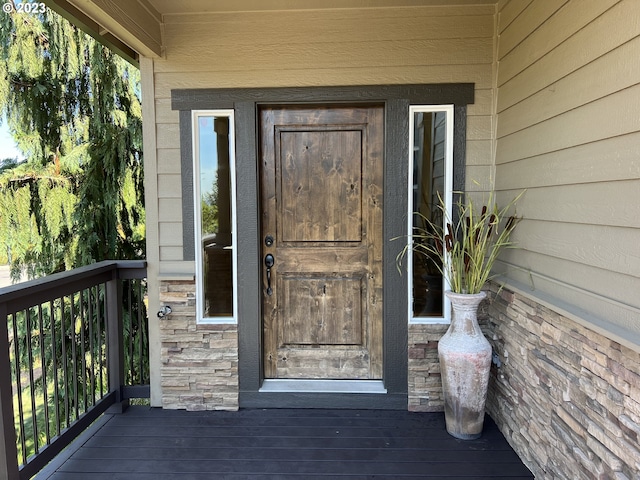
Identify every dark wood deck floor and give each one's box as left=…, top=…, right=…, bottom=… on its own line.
left=37, top=406, right=533, bottom=479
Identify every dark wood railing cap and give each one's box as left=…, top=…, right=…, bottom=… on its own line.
left=0, top=260, right=147, bottom=315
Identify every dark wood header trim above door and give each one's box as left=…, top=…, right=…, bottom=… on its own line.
left=171, top=84, right=474, bottom=111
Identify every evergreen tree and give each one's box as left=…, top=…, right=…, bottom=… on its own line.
left=0, top=4, right=144, bottom=279
left=0, top=8, right=147, bottom=459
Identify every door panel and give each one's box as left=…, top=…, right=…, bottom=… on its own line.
left=280, top=275, right=363, bottom=345
left=278, top=128, right=363, bottom=242
left=260, top=105, right=383, bottom=380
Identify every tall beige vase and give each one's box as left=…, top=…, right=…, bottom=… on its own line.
left=438, top=291, right=492, bottom=440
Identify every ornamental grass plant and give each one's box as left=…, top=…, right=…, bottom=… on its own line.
left=398, top=190, right=524, bottom=295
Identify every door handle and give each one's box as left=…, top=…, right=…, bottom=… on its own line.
left=264, top=254, right=274, bottom=296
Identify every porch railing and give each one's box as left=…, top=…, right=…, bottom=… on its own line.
left=0, top=260, right=149, bottom=480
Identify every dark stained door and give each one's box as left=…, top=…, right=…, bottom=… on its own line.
left=259, top=105, right=384, bottom=380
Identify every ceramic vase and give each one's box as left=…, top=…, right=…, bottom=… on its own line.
left=438, top=290, right=492, bottom=440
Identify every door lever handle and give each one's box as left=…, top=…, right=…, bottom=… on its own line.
left=264, top=254, right=274, bottom=296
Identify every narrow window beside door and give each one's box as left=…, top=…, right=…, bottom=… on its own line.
left=408, top=105, right=453, bottom=323
left=193, top=110, right=237, bottom=323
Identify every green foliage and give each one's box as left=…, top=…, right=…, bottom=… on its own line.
left=0, top=158, right=19, bottom=172
left=0, top=183, right=40, bottom=269
left=201, top=200, right=218, bottom=235
left=0, top=6, right=144, bottom=279
left=201, top=174, right=219, bottom=235
left=0, top=154, right=78, bottom=273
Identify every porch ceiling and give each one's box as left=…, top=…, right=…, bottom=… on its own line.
left=44, top=0, right=496, bottom=64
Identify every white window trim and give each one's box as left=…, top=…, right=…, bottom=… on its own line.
left=192, top=109, right=238, bottom=324
left=407, top=105, right=454, bottom=325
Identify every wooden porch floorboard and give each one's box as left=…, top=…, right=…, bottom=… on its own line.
left=38, top=406, right=533, bottom=479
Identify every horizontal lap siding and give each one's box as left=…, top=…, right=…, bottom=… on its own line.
left=152, top=5, right=496, bottom=269
left=494, top=0, right=640, bottom=343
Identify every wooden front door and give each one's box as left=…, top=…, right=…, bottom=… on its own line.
left=260, top=104, right=384, bottom=380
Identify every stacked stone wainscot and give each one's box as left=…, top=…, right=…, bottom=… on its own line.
left=485, top=283, right=640, bottom=480
left=159, top=279, right=239, bottom=411
left=408, top=323, right=448, bottom=412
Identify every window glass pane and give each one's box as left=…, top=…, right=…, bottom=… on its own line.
left=197, top=114, right=234, bottom=318
left=411, top=110, right=448, bottom=318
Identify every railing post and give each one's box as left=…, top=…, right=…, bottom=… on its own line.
left=0, top=304, right=19, bottom=479
left=106, top=271, right=128, bottom=413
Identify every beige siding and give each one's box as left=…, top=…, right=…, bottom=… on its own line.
left=497, top=0, right=639, bottom=109
left=153, top=65, right=493, bottom=99
left=152, top=4, right=497, bottom=275
left=494, top=0, right=640, bottom=344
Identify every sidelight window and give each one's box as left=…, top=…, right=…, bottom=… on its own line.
left=408, top=105, right=454, bottom=324
left=192, top=110, right=237, bottom=323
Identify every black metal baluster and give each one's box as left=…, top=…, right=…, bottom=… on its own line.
left=88, top=287, right=95, bottom=406
left=79, top=290, right=87, bottom=413
left=11, top=313, right=27, bottom=465
left=127, top=281, right=133, bottom=384
left=96, top=284, right=104, bottom=398
left=50, top=299, right=61, bottom=437
left=37, top=304, right=50, bottom=445
left=25, top=308, right=39, bottom=454
left=70, top=295, right=78, bottom=422
left=60, top=296, right=69, bottom=429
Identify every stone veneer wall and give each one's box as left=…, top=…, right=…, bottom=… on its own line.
left=485, top=284, right=640, bottom=480
left=158, top=279, right=239, bottom=411
left=408, top=323, right=447, bottom=412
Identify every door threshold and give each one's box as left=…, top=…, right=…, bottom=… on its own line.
left=259, top=379, right=387, bottom=394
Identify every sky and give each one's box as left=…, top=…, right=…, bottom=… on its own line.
left=0, top=117, right=23, bottom=161
left=198, top=116, right=219, bottom=195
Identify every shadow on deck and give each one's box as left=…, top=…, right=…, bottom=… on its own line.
left=36, top=406, right=533, bottom=479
